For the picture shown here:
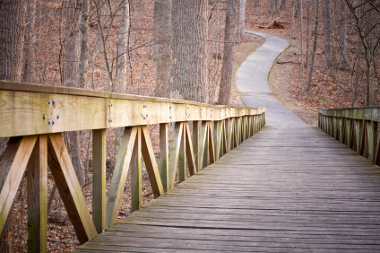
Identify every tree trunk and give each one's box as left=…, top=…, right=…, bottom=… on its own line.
left=306, top=0, right=319, bottom=92
left=78, top=0, right=89, bottom=89
left=339, top=0, right=348, bottom=70
left=23, top=0, right=37, bottom=83
left=171, top=0, right=208, bottom=103
left=0, top=1, right=27, bottom=251
left=306, top=0, right=310, bottom=67
left=63, top=0, right=84, bottom=185
left=255, top=0, right=260, bottom=7
left=280, top=0, right=286, bottom=10
left=300, top=0, right=303, bottom=85
left=236, top=0, right=246, bottom=40
left=116, top=0, right=130, bottom=93
left=217, top=0, right=235, bottom=105
left=270, top=0, right=275, bottom=14
left=153, top=0, right=172, bottom=98
left=323, top=0, right=333, bottom=68
left=291, top=0, right=295, bottom=39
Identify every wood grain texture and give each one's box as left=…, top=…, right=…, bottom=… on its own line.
left=159, top=124, right=169, bottom=192
left=73, top=126, right=380, bottom=253
left=48, top=134, right=97, bottom=244
left=92, top=129, right=106, bottom=233
left=184, top=123, right=196, bottom=177
left=141, top=126, right=164, bottom=197
left=0, top=81, right=265, bottom=138
left=0, top=136, right=37, bottom=234
left=27, top=135, right=48, bottom=253
left=106, top=127, right=137, bottom=227
left=168, top=123, right=183, bottom=190
left=131, top=127, right=142, bottom=212
left=199, top=122, right=208, bottom=170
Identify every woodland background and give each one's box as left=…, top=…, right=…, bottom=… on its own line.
left=0, top=0, right=379, bottom=252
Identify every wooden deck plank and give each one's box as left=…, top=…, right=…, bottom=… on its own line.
left=74, top=126, right=380, bottom=252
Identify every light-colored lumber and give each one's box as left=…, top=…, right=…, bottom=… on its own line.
left=27, top=135, right=48, bottom=253
left=106, top=127, right=137, bottom=227
left=193, top=121, right=199, bottom=173
left=159, top=123, right=169, bottom=192
left=178, top=126, right=186, bottom=183
left=208, top=122, right=215, bottom=164
left=0, top=136, right=37, bottom=234
left=47, top=133, right=97, bottom=244
left=141, top=126, right=164, bottom=197
left=199, top=122, right=208, bottom=170
left=92, top=129, right=106, bottom=233
left=131, top=127, right=142, bottom=212
left=168, top=123, right=183, bottom=189
left=184, top=123, right=196, bottom=176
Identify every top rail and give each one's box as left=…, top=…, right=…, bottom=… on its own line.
left=0, top=81, right=265, bottom=138
left=318, top=107, right=380, bottom=122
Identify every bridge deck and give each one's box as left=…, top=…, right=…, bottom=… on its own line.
left=74, top=126, right=380, bottom=252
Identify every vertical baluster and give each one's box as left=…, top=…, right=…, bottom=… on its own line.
left=179, top=125, right=186, bottom=183
left=159, top=123, right=169, bottom=192
left=27, top=135, right=47, bottom=253
left=92, top=129, right=106, bottom=233
left=193, top=121, right=199, bottom=173
left=131, top=127, right=142, bottom=212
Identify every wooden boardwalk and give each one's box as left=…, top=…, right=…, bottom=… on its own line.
left=74, top=126, right=380, bottom=252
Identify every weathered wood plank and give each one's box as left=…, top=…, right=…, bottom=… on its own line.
left=184, top=123, right=196, bottom=176
left=192, top=121, right=199, bottom=173
left=0, top=136, right=37, bottom=234
left=208, top=122, right=215, bottom=164
left=27, top=135, right=47, bottom=253
left=178, top=124, right=186, bottom=183
left=106, top=127, right=137, bottom=227
left=92, top=129, right=106, bottom=233
left=48, top=133, right=97, bottom=244
left=159, top=124, right=169, bottom=192
left=199, top=122, right=208, bottom=170
left=141, top=126, right=164, bottom=198
left=131, top=127, right=142, bottom=212
left=168, top=123, right=183, bottom=189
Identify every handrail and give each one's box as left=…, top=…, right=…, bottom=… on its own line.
left=318, top=107, right=380, bottom=166
left=0, top=81, right=265, bottom=252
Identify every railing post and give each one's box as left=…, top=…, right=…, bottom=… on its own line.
left=179, top=125, right=186, bottom=183
left=193, top=121, right=199, bottom=173
left=131, top=127, right=142, bottom=212
left=27, top=135, right=48, bottom=253
left=159, top=123, right=169, bottom=192
left=92, top=129, right=106, bottom=233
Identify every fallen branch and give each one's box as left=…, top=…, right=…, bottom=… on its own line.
left=277, top=60, right=301, bottom=64
left=261, top=14, right=285, bottom=29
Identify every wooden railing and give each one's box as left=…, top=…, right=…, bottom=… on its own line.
left=318, top=107, right=380, bottom=166
left=0, top=81, right=265, bottom=252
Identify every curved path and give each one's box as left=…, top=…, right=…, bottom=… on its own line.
left=236, top=31, right=306, bottom=126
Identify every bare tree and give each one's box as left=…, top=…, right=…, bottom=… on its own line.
left=236, top=0, right=246, bottom=40
left=116, top=0, right=130, bottom=93
left=291, top=0, right=295, bottom=38
left=280, top=0, right=287, bottom=10
left=153, top=0, right=172, bottom=98
left=23, top=0, right=37, bottom=83
left=171, top=0, right=208, bottom=102
left=306, top=0, right=320, bottom=92
left=217, top=0, right=236, bottom=105
left=323, top=0, right=333, bottom=68
left=78, top=0, right=89, bottom=88
left=338, top=0, right=348, bottom=70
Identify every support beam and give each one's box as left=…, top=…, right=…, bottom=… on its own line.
left=131, top=127, right=142, bottom=212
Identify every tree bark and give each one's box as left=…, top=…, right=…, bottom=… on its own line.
left=23, top=0, right=37, bottom=83
left=78, top=0, right=89, bottom=89
left=291, top=0, right=295, bottom=39
left=306, top=0, right=310, bottom=67
left=306, top=0, right=319, bottom=92
left=217, top=0, right=235, bottom=105
left=171, top=0, right=208, bottom=103
left=270, top=0, right=276, bottom=14
left=280, top=0, right=286, bottom=10
left=153, top=0, right=172, bottom=98
left=63, top=0, right=84, bottom=185
left=116, top=0, right=130, bottom=93
left=236, top=0, right=246, bottom=40
left=300, top=0, right=303, bottom=85
left=323, top=0, right=333, bottom=68
left=255, top=0, right=260, bottom=7
left=339, top=0, right=348, bottom=70
left=0, top=1, right=27, bottom=251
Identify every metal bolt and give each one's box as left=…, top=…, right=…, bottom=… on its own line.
left=111, top=103, right=113, bottom=106
left=146, top=114, right=148, bottom=117
left=143, top=105, right=146, bottom=108
left=52, top=99, right=55, bottom=105
left=48, top=120, right=51, bottom=125
left=43, top=115, right=46, bottom=120
left=57, top=115, right=59, bottom=119
left=169, top=116, right=172, bottom=119
left=48, top=100, right=51, bottom=105
left=187, top=107, right=189, bottom=109
left=141, top=114, right=144, bottom=117
left=169, top=106, right=172, bottom=109
left=143, top=117, right=146, bottom=120
left=52, top=120, right=55, bottom=125
left=108, top=103, right=111, bottom=107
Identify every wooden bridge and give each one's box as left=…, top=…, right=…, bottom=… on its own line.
left=1, top=82, right=380, bottom=252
